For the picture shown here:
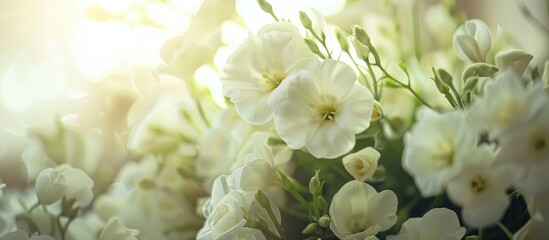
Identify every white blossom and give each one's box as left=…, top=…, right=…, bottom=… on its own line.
left=403, top=108, right=476, bottom=197
left=342, top=147, right=380, bottom=182
left=329, top=180, right=398, bottom=240
left=274, top=60, right=374, bottom=159
left=0, top=230, right=55, bottom=240
left=523, top=191, right=549, bottom=222
left=446, top=146, right=513, bottom=228
left=495, top=49, right=533, bottom=77
left=56, top=165, right=94, bottom=207
left=0, top=178, right=5, bottom=199
left=98, top=218, right=139, bottom=240
left=35, top=168, right=68, bottom=205
left=222, top=22, right=315, bottom=125
left=497, top=93, right=549, bottom=196
left=467, top=71, right=547, bottom=138
left=453, top=19, right=492, bottom=62
left=513, top=219, right=549, bottom=240
left=387, top=208, right=465, bottom=240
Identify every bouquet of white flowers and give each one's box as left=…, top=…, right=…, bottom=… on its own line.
left=1, top=0, right=548, bottom=239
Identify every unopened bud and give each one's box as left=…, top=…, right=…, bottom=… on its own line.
left=349, top=35, right=370, bottom=60
left=351, top=25, right=371, bottom=45
left=255, top=189, right=271, bottom=210
left=302, top=223, right=320, bottom=234
left=299, top=11, right=313, bottom=31
left=303, top=38, right=325, bottom=59
left=318, top=215, right=331, bottom=228
left=371, top=101, right=383, bottom=122
left=309, top=170, right=322, bottom=195
left=335, top=28, right=349, bottom=53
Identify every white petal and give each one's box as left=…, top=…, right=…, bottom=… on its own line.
left=462, top=192, right=509, bottom=228
left=306, top=122, right=355, bottom=159
left=274, top=100, right=319, bottom=149
left=336, top=83, right=374, bottom=134
left=365, top=190, right=398, bottom=231
left=231, top=89, right=274, bottom=125
left=456, top=35, right=482, bottom=62
left=420, top=208, right=465, bottom=240
left=309, top=60, right=356, bottom=99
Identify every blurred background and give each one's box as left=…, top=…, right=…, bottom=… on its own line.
left=0, top=0, right=548, bottom=189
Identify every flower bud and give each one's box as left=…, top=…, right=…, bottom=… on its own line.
left=275, top=168, right=297, bottom=191
left=56, top=165, right=94, bottom=208
left=299, top=11, right=313, bottom=31
left=302, top=223, right=320, bottom=234
left=255, top=189, right=272, bottom=210
left=371, top=101, right=383, bottom=122
left=453, top=19, right=492, bottom=62
left=309, top=170, right=322, bottom=195
left=342, top=147, right=380, bottom=182
left=349, top=35, right=370, bottom=60
left=303, top=38, right=325, bottom=59
left=335, top=28, right=349, bottom=53
left=257, top=0, right=275, bottom=16
left=462, top=62, right=499, bottom=81
left=351, top=25, right=370, bottom=45
left=98, top=217, right=139, bottom=240
left=318, top=215, right=331, bottom=228
left=495, top=49, right=533, bottom=77
left=35, top=168, right=68, bottom=205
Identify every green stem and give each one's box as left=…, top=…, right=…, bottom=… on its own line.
left=412, top=0, right=421, bottom=59
left=496, top=222, right=514, bottom=239
left=310, top=31, right=332, bottom=59
left=264, top=206, right=287, bottom=240
left=347, top=52, right=373, bottom=92
left=364, top=58, right=380, bottom=101
left=280, top=206, right=309, bottom=219
left=28, top=202, right=40, bottom=213
left=448, top=84, right=464, bottom=109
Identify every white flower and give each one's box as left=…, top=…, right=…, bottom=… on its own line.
left=56, top=165, right=94, bottom=208
left=403, top=108, right=476, bottom=197
left=524, top=191, right=549, bottom=222
left=329, top=180, right=398, bottom=240
left=98, top=218, right=139, bottom=240
left=222, top=22, right=316, bottom=125
left=224, top=228, right=266, bottom=240
left=35, top=168, right=68, bottom=205
left=342, top=147, right=380, bottom=181
left=387, top=208, right=466, bottom=240
left=467, top=71, right=547, bottom=138
left=495, top=49, right=533, bottom=77
left=274, top=60, right=374, bottom=159
left=0, top=230, right=55, bottom=240
left=453, top=19, right=492, bottom=62
left=513, top=219, right=549, bottom=240
left=446, top=146, right=513, bottom=228
left=497, top=94, right=549, bottom=196
left=35, top=165, right=94, bottom=207
left=197, top=191, right=252, bottom=240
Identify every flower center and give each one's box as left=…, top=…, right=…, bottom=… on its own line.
left=469, top=175, right=486, bottom=193
left=262, top=72, right=285, bottom=90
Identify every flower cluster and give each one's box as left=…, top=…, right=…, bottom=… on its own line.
left=1, top=0, right=548, bottom=240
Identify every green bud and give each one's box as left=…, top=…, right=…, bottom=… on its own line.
left=335, top=28, right=349, bottom=53
left=437, top=68, right=454, bottom=87
left=398, top=60, right=407, bottom=72
left=318, top=215, right=331, bottom=228
left=465, top=236, right=480, bottom=240
left=462, top=62, right=499, bottom=82
left=276, top=168, right=296, bottom=191
left=351, top=25, right=371, bottom=45
left=256, top=0, right=274, bottom=16
left=255, top=189, right=271, bottom=210
left=303, top=38, right=326, bottom=59
left=299, top=11, right=313, bottom=31
left=431, top=67, right=449, bottom=93
left=302, top=223, right=320, bottom=234
left=309, top=170, right=322, bottom=195
left=349, top=35, right=370, bottom=60
left=317, top=196, right=328, bottom=212
left=462, top=77, right=479, bottom=95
